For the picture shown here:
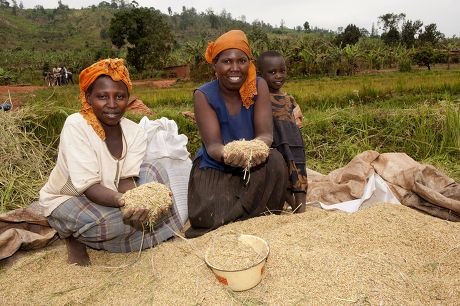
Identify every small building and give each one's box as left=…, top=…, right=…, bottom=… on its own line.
left=163, top=64, right=190, bottom=79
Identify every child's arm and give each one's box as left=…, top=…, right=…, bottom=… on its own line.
left=292, top=97, right=303, bottom=128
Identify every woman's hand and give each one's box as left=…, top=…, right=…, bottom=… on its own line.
left=250, top=150, right=269, bottom=168
left=122, top=207, right=151, bottom=228
left=116, top=193, right=150, bottom=227
left=223, top=149, right=269, bottom=169
left=223, top=150, right=247, bottom=168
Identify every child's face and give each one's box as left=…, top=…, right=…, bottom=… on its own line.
left=260, top=56, right=287, bottom=93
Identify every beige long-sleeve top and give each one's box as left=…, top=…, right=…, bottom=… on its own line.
left=39, top=113, right=147, bottom=216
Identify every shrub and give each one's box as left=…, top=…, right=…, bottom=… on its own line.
left=0, top=67, right=15, bottom=85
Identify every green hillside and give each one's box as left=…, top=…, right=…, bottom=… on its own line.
left=0, top=7, right=113, bottom=50
left=0, top=5, right=458, bottom=85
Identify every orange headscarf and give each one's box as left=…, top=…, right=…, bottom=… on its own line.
left=205, top=30, right=257, bottom=109
left=79, top=58, right=132, bottom=140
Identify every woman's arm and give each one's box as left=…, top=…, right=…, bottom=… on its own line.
left=84, top=183, right=123, bottom=207
left=194, top=90, right=225, bottom=162
left=118, top=177, right=137, bottom=193
left=253, top=78, right=273, bottom=146
left=84, top=182, right=150, bottom=224
left=249, top=78, right=273, bottom=167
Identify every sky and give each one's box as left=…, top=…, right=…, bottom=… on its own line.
left=19, top=0, right=459, bottom=37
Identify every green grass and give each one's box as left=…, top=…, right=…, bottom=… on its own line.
left=285, top=70, right=460, bottom=109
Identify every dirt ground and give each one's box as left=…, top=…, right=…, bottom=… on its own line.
left=132, top=79, right=177, bottom=88
left=1, top=204, right=459, bottom=305
left=0, top=85, right=45, bottom=111
left=0, top=85, right=45, bottom=95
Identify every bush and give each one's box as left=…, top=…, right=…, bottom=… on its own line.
left=0, top=67, right=15, bottom=85
left=398, top=58, right=412, bottom=72
left=412, top=47, right=434, bottom=70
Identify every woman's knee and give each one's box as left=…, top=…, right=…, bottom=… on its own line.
left=138, top=161, right=168, bottom=185
left=268, top=150, right=288, bottom=176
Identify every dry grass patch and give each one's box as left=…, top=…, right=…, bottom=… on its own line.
left=0, top=108, right=55, bottom=211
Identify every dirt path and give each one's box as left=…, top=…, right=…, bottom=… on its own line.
left=0, top=85, right=45, bottom=94
left=132, top=79, right=177, bottom=88
left=0, top=85, right=44, bottom=111
left=0, top=78, right=177, bottom=95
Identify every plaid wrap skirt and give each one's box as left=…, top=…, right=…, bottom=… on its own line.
left=47, top=161, right=184, bottom=253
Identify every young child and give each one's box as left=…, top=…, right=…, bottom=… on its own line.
left=257, top=51, right=307, bottom=213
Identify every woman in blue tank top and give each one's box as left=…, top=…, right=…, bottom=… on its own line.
left=185, top=30, right=287, bottom=238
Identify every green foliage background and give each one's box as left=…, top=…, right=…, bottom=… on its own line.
left=1, top=5, right=459, bottom=84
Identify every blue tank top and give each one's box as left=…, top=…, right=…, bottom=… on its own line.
left=195, top=79, right=257, bottom=171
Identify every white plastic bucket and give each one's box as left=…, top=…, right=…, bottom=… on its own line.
left=205, top=234, right=269, bottom=291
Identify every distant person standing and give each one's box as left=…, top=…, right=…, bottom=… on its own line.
left=257, top=51, right=308, bottom=213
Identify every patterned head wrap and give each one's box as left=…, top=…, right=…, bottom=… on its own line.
left=205, top=30, right=257, bottom=109
left=79, top=58, right=132, bottom=140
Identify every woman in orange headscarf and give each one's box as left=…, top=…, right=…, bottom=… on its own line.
left=185, top=30, right=287, bottom=238
left=39, top=59, right=184, bottom=265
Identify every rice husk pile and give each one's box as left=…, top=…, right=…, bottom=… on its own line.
left=1, top=203, right=460, bottom=305
left=223, top=139, right=270, bottom=166
left=205, top=232, right=266, bottom=270
left=121, top=182, right=172, bottom=226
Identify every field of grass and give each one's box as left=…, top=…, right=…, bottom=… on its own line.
left=1, top=69, right=459, bottom=211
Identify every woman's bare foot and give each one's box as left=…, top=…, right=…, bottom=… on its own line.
left=65, top=236, right=90, bottom=266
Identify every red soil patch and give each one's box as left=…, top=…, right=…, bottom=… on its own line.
left=132, top=79, right=177, bottom=88
left=0, top=86, right=40, bottom=111
left=0, top=85, right=45, bottom=94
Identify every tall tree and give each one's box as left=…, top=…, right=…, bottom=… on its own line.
left=11, top=0, right=17, bottom=15
left=378, top=13, right=406, bottom=33
left=206, top=8, right=220, bottom=29
left=401, top=20, right=423, bottom=47
left=419, top=23, right=444, bottom=46
left=336, top=24, right=362, bottom=46
left=303, top=21, right=310, bottom=33
left=109, top=8, right=173, bottom=71
left=378, top=13, right=405, bottom=45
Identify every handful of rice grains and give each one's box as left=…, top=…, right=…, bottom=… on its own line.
left=121, top=182, right=173, bottom=228
left=223, top=139, right=270, bottom=182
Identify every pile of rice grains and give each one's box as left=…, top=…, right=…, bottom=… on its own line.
left=205, top=232, right=266, bottom=271
left=121, top=182, right=172, bottom=227
left=2, top=204, right=459, bottom=305
left=223, top=139, right=270, bottom=181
